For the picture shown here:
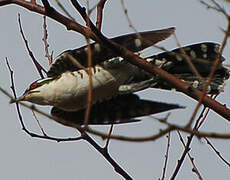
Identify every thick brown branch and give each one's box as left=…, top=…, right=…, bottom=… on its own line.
left=70, top=1, right=230, bottom=122
left=0, top=0, right=98, bottom=40
left=1, top=0, right=230, bottom=121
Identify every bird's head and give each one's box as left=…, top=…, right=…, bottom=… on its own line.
left=11, top=78, right=54, bottom=105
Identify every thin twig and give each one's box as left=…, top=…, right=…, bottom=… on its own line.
left=1, top=1, right=230, bottom=121
left=68, top=1, right=230, bottom=122
left=55, top=0, right=75, bottom=21
left=160, top=132, right=171, bottom=180
left=170, top=107, right=206, bottom=180
left=18, top=13, right=47, bottom=78
left=120, top=0, right=137, bottom=33
left=42, top=15, right=53, bottom=65
left=104, top=124, right=114, bottom=150
left=83, top=1, right=93, bottom=127
left=5, top=57, right=82, bottom=142
left=2, top=84, right=230, bottom=141
left=204, top=137, right=230, bottom=168
left=199, top=0, right=230, bottom=18
left=78, top=128, right=133, bottom=180
left=197, top=95, right=218, bottom=129
left=32, top=109, right=47, bottom=136
left=177, top=131, right=203, bottom=180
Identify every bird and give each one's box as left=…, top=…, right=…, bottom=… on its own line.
left=11, top=27, right=229, bottom=127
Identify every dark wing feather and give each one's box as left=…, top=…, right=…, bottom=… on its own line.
left=51, top=94, right=183, bottom=126
left=152, top=42, right=225, bottom=75
left=47, top=27, right=175, bottom=77
left=150, top=42, right=229, bottom=94
left=126, top=42, right=229, bottom=94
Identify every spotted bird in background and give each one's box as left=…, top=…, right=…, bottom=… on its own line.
left=11, top=27, right=229, bottom=127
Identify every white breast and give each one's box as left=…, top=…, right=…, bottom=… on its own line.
left=45, top=65, right=131, bottom=111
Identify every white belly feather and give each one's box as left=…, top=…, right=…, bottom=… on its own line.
left=41, top=65, right=131, bottom=111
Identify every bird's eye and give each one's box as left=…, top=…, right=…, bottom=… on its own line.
left=29, top=82, right=38, bottom=90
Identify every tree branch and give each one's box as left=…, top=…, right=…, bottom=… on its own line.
left=1, top=0, right=230, bottom=121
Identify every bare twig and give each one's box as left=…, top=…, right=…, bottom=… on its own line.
left=170, top=107, right=206, bottom=180
left=120, top=0, right=137, bottom=33
left=5, top=57, right=82, bottom=142
left=42, top=15, right=53, bottom=65
left=55, top=0, right=75, bottom=21
left=177, top=131, right=203, bottom=180
left=204, top=137, right=230, bottom=168
left=196, top=95, right=218, bottom=129
left=0, top=0, right=99, bottom=40
left=78, top=128, right=133, bottom=180
left=2, top=83, right=230, bottom=143
left=2, top=79, right=230, bottom=143
left=199, top=0, right=230, bottom=18
left=104, top=124, right=114, bottom=150
left=160, top=132, right=171, bottom=180
left=173, top=34, right=203, bottom=83
left=18, top=13, right=47, bottom=78
left=83, top=1, right=93, bottom=127
left=32, top=110, right=47, bottom=136
left=1, top=1, right=230, bottom=121
left=187, top=19, right=230, bottom=127
left=69, top=1, right=230, bottom=122
left=95, top=0, right=108, bottom=30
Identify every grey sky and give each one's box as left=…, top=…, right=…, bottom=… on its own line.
left=1, top=0, right=230, bottom=179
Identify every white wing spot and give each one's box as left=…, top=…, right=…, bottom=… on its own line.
left=118, top=57, right=124, bottom=62
left=146, top=58, right=154, bottom=62
left=164, top=61, right=173, bottom=67
left=201, top=44, right=208, bottom=52
left=192, top=80, right=199, bottom=88
left=207, top=85, right=211, bottom=93
left=94, top=43, right=101, bottom=52
left=218, top=84, right=225, bottom=92
left=176, top=54, right=183, bottom=61
left=134, top=38, right=142, bottom=48
left=202, top=53, right=208, bottom=59
left=214, top=44, right=220, bottom=53
left=155, top=59, right=165, bottom=67
left=84, top=47, right=88, bottom=52
left=119, top=85, right=131, bottom=91
left=190, top=50, right=197, bottom=59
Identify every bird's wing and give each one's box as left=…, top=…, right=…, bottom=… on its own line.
left=119, top=42, right=229, bottom=94
left=51, top=93, right=183, bottom=126
left=47, top=27, right=175, bottom=77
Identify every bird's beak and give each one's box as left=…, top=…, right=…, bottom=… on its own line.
left=10, top=95, right=25, bottom=104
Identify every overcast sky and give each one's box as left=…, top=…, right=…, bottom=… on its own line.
left=1, top=0, right=230, bottom=179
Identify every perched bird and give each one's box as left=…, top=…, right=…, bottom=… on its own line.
left=11, top=27, right=229, bottom=126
